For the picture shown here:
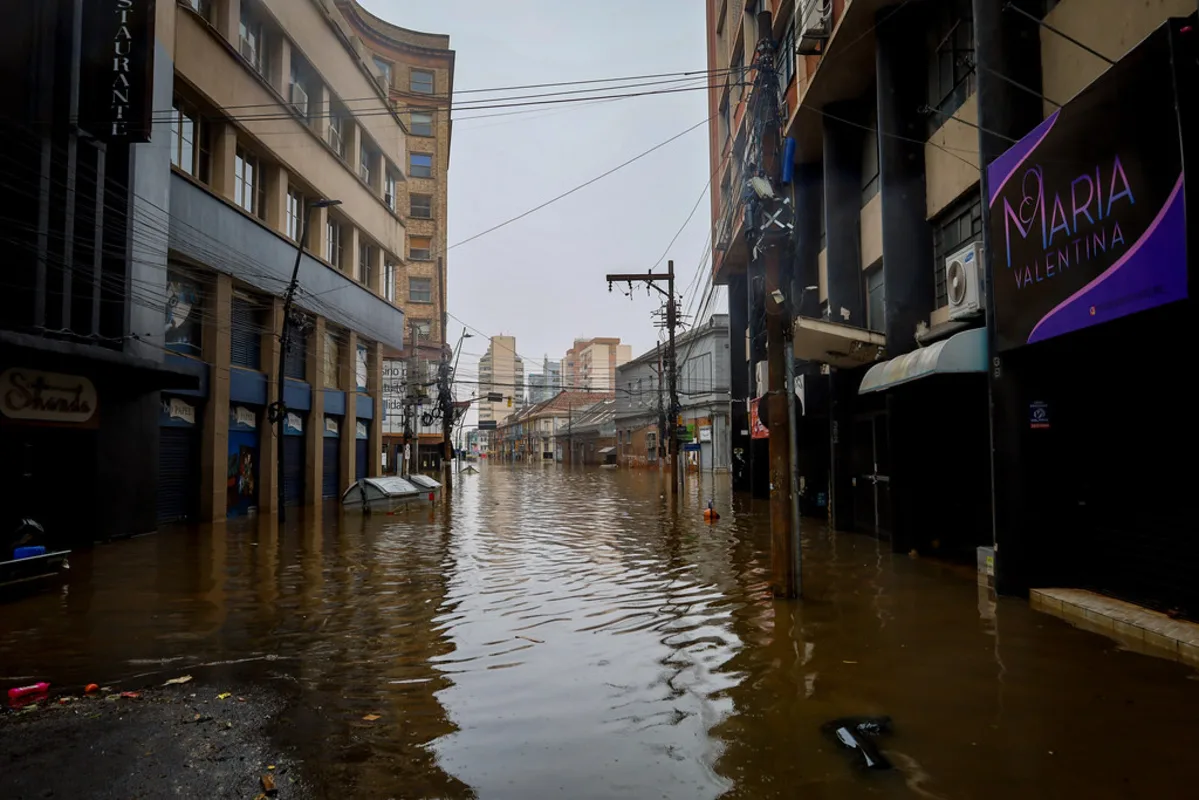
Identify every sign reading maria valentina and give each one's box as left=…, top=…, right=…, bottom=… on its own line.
left=81, top=0, right=157, bottom=143
left=987, top=22, right=1188, bottom=352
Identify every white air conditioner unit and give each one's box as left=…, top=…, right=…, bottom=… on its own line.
left=798, top=0, right=831, bottom=53
left=946, top=241, right=985, bottom=320
left=290, top=83, right=309, bottom=117
left=239, top=38, right=257, bottom=64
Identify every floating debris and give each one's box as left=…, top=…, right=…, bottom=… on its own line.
left=822, top=716, right=894, bottom=770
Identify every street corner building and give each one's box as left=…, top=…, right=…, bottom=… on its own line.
left=1, top=0, right=453, bottom=537
left=613, top=315, right=732, bottom=473
left=705, top=1, right=1196, bottom=612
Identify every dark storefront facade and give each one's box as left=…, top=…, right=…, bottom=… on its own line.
left=1, top=0, right=200, bottom=545
left=986, top=18, right=1197, bottom=615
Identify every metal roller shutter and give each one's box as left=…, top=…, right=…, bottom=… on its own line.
left=322, top=437, right=340, bottom=498
left=231, top=298, right=262, bottom=369
left=283, top=435, right=304, bottom=506
left=355, top=438, right=368, bottom=481
left=157, top=427, right=199, bottom=523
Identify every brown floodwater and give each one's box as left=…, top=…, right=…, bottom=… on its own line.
left=3, top=464, right=1198, bottom=798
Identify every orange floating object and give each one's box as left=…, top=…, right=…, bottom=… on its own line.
left=84, top=684, right=99, bottom=694
left=703, top=501, right=720, bottom=522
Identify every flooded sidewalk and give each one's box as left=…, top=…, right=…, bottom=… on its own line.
left=3, top=465, right=1198, bottom=798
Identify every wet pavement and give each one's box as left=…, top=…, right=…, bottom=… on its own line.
left=3, top=464, right=1199, bottom=798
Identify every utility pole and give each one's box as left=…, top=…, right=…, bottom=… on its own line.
left=748, top=11, right=798, bottom=598
left=271, top=198, right=340, bottom=524
left=656, top=342, right=666, bottom=476
left=607, top=260, right=680, bottom=494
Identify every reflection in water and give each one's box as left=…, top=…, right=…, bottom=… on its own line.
left=3, top=465, right=1199, bottom=798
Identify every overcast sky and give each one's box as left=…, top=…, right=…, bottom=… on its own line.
left=359, top=0, right=722, bottom=397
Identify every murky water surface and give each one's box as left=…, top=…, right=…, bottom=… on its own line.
left=4, top=466, right=1199, bottom=798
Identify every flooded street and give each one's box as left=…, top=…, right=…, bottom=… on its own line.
left=4, top=465, right=1199, bottom=799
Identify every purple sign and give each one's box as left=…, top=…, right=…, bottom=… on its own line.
left=987, top=22, right=1189, bottom=351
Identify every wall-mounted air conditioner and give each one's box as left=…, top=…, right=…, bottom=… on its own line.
left=290, top=83, right=309, bottom=118
left=797, top=0, right=831, bottom=54
left=946, top=241, right=984, bottom=320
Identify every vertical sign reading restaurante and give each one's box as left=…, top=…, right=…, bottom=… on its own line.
left=987, top=22, right=1189, bottom=352
left=82, top=0, right=157, bottom=143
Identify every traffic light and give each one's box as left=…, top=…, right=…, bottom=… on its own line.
left=507, top=396, right=513, bottom=408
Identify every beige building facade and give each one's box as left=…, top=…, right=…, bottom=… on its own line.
left=479, top=335, right=524, bottom=451
left=563, top=337, right=631, bottom=391
left=336, top=0, right=454, bottom=353
left=158, top=0, right=418, bottom=521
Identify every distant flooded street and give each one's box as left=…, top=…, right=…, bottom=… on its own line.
left=4, top=464, right=1199, bottom=798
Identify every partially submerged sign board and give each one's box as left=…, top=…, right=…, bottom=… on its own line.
left=987, top=21, right=1190, bottom=351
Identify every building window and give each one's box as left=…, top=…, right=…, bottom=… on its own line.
left=410, top=69, right=435, bottom=94
left=286, top=187, right=304, bottom=243
left=324, top=329, right=341, bottom=390
left=409, top=277, right=432, bottom=304
left=410, top=110, right=434, bottom=137
left=409, top=236, right=432, bottom=261
left=239, top=2, right=268, bottom=79
left=862, top=98, right=880, bottom=203
left=931, top=188, right=983, bottom=308
left=360, top=142, right=374, bottom=185
left=385, top=172, right=397, bottom=212
left=165, top=270, right=202, bottom=355
left=373, top=57, right=392, bottom=88
left=927, top=0, right=975, bottom=136
left=359, top=241, right=374, bottom=287
left=410, top=193, right=432, bottom=218
left=409, top=152, right=433, bottom=178
left=326, top=218, right=342, bottom=268
left=230, top=296, right=263, bottom=369
left=778, top=11, right=796, bottom=94
left=169, top=98, right=210, bottom=182
left=234, top=145, right=265, bottom=218
left=329, top=101, right=347, bottom=158
left=184, top=0, right=215, bottom=24
left=384, top=263, right=396, bottom=302
left=866, top=263, right=885, bottom=332
left=289, top=56, right=313, bottom=123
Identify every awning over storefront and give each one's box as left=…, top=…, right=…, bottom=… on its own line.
left=597, top=446, right=615, bottom=454
left=791, top=317, right=887, bottom=369
left=858, top=328, right=987, bottom=395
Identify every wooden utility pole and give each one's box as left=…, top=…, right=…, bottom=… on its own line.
left=750, top=11, right=798, bottom=598
left=607, top=260, right=680, bottom=493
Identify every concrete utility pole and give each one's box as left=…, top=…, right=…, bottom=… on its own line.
left=404, top=327, right=421, bottom=478
left=607, top=260, right=681, bottom=494
left=272, top=198, right=340, bottom=523
left=749, top=11, right=798, bottom=598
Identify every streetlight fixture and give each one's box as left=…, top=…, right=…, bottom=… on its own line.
left=274, top=198, right=341, bottom=523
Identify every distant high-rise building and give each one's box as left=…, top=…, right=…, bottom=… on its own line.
left=478, top=336, right=524, bottom=449
left=564, top=338, right=632, bottom=392
left=527, top=357, right=563, bottom=403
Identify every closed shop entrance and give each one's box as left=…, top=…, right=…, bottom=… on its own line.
left=322, top=415, right=341, bottom=499
left=158, top=396, right=201, bottom=524
left=283, top=412, right=306, bottom=507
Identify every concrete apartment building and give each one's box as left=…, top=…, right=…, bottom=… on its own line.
left=614, top=315, right=731, bottom=472
left=3, top=0, right=417, bottom=530
left=478, top=335, right=524, bottom=452
left=707, top=0, right=1196, bottom=616
left=563, top=338, right=632, bottom=391
left=335, top=0, right=455, bottom=466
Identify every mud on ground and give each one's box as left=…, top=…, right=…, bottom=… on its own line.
left=0, top=683, right=307, bottom=799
